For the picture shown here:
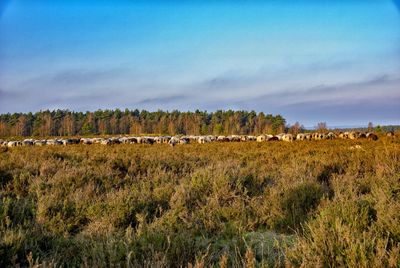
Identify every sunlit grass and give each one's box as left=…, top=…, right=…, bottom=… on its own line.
left=0, top=137, right=399, bottom=267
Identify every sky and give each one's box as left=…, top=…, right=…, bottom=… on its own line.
left=0, top=0, right=399, bottom=127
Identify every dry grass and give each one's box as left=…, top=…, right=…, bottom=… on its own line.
left=0, top=137, right=399, bottom=267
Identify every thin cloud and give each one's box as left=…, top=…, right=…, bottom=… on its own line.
left=41, top=91, right=115, bottom=105
left=0, top=88, right=19, bottom=102
left=21, top=67, right=129, bottom=88
left=50, top=68, right=127, bottom=86
left=0, top=88, right=6, bottom=98
left=280, top=95, right=400, bottom=126
left=232, top=74, right=400, bottom=125
left=237, top=75, right=400, bottom=107
left=137, top=95, right=188, bottom=105
left=194, top=58, right=360, bottom=93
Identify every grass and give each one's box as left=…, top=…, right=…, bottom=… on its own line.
left=0, top=137, right=399, bottom=267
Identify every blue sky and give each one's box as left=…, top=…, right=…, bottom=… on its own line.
left=0, top=0, right=399, bottom=127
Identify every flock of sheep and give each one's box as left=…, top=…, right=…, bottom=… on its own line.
left=0, top=131, right=394, bottom=148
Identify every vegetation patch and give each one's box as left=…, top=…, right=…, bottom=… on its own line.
left=0, top=137, right=399, bottom=267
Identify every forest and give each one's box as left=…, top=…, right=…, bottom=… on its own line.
left=0, top=110, right=286, bottom=137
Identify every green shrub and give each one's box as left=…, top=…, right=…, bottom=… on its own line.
left=0, top=138, right=398, bottom=266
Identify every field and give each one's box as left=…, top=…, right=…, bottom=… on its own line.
left=1, top=137, right=399, bottom=267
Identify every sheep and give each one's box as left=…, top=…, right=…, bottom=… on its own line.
left=267, top=136, right=280, bottom=141
left=357, top=133, right=367, bottom=139
left=198, top=136, right=211, bottom=144
left=275, top=133, right=285, bottom=141
left=47, top=139, right=63, bottom=145
left=217, top=136, right=229, bottom=142
left=154, top=137, right=163, bottom=144
left=34, top=140, right=47, bottom=146
left=208, top=135, right=217, bottom=142
left=296, top=133, right=305, bottom=141
left=282, top=134, right=294, bottom=142
left=22, top=139, right=34, bottom=146
left=163, top=136, right=172, bottom=144
left=100, top=139, right=112, bottom=145
left=314, top=133, right=325, bottom=140
left=179, top=137, right=190, bottom=144
left=386, top=131, right=395, bottom=138
left=229, top=135, right=241, bottom=142
left=325, top=132, right=336, bottom=140
left=197, top=137, right=208, bottom=144
left=168, top=137, right=179, bottom=147
left=91, top=138, right=103, bottom=144
left=144, top=137, right=155, bottom=145
left=118, top=137, right=131, bottom=144
left=366, top=133, right=378, bottom=141
left=247, top=135, right=257, bottom=141
left=61, top=138, right=79, bottom=146
left=0, top=130, right=387, bottom=149
left=256, top=135, right=266, bottom=142
left=7, top=141, right=20, bottom=147
left=348, top=132, right=358, bottom=140
left=82, top=138, right=94, bottom=145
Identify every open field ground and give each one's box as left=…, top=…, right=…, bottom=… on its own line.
left=1, top=137, right=400, bottom=267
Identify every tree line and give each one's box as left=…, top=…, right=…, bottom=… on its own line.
left=0, top=109, right=287, bottom=137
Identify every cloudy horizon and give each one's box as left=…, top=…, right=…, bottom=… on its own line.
left=0, top=0, right=399, bottom=127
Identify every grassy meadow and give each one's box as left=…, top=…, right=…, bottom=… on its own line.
left=0, top=137, right=399, bottom=267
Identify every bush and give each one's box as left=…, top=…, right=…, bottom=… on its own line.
left=0, top=137, right=398, bottom=266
